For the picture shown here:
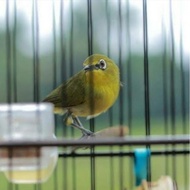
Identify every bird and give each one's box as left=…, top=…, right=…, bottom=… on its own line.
left=43, top=54, right=120, bottom=136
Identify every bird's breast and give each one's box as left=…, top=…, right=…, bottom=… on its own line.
left=70, top=72, right=119, bottom=118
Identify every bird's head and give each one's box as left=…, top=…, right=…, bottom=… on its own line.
left=83, top=54, right=119, bottom=84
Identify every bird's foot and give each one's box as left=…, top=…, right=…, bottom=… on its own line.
left=80, top=131, right=94, bottom=140
left=64, top=113, right=93, bottom=136
left=81, top=128, right=94, bottom=136
left=71, top=131, right=94, bottom=153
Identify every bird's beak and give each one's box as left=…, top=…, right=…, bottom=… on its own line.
left=83, top=64, right=99, bottom=71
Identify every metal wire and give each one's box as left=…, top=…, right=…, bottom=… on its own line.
left=32, top=2, right=42, bottom=190
left=118, top=1, right=124, bottom=189
left=126, top=0, right=132, bottom=136
left=87, top=0, right=95, bottom=133
left=13, top=0, right=17, bottom=103
left=142, top=0, right=150, bottom=136
left=169, top=0, right=177, bottom=181
left=59, top=149, right=190, bottom=158
left=126, top=1, right=133, bottom=188
left=106, top=1, right=115, bottom=190
left=60, top=0, right=68, bottom=139
left=52, top=0, right=57, bottom=90
left=0, top=135, right=188, bottom=147
left=6, top=1, right=13, bottom=189
left=169, top=0, right=176, bottom=136
left=52, top=3, right=58, bottom=188
left=59, top=1, right=68, bottom=190
left=87, top=1, right=96, bottom=190
left=69, top=1, right=77, bottom=189
left=179, top=3, right=188, bottom=188
left=1, top=0, right=189, bottom=189
left=32, top=0, right=40, bottom=103
left=118, top=0, right=124, bottom=127
left=162, top=12, right=170, bottom=175
left=142, top=0, right=151, bottom=183
left=60, top=0, right=66, bottom=82
left=6, top=0, right=11, bottom=104
left=87, top=0, right=93, bottom=57
left=60, top=0, right=67, bottom=137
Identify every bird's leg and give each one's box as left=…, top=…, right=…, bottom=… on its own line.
left=71, top=115, right=93, bottom=136
left=70, top=115, right=94, bottom=152
left=64, top=112, right=93, bottom=136
left=72, top=116, right=83, bottom=127
left=63, top=111, right=72, bottom=125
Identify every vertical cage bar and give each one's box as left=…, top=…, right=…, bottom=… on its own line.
left=142, top=0, right=150, bottom=136
left=87, top=0, right=95, bottom=132
left=52, top=0, right=58, bottom=136
left=118, top=0, right=124, bottom=126
left=106, top=0, right=113, bottom=128
left=69, top=0, right=74, bottom=77
left=69, top=1, right=77, bottom=190
left=60, top=0, right=67, bottom=138
left=169, top=0, right=176, bottom=180
left=32, top=0, right=40, bottom=103
left=126, top=0, right=132, bottom=136
left=32, top=1, right=42, bottom=189
left=142, top=0, right=151, bottom=182
left=169, top=0, right=176, bottom=135
left=52, top=0, right=58, bottom=189
left=87, top=0, right=93, bottom=56
left=87, top=1, right=96, bottom=190
left=179, top=3, right=188, bottom=188
left=106, top=1, right=114, bottom=190
left=118, top=1, right=124, bottom=189
left=13, top=0, right=17, bottom=103
left=179, top=4, right=187, bottom=136
left=52, top=0, right=57, bottom=90
left=162, top=15, right=169, bottom=175
left=126, top=0, right=133, bottom=188
left=13, top=1, right=18, bottom=189
left=6, top=1, right=14, bottom=189
left=6, top=0, right=11, bottom=104
left=60, top=1, right=68, bottom=189
left=32, top=0, right=42, bottom=188
left=60, top=0, right=66, bottom=82
left=106, top=0, right=111, bottom=64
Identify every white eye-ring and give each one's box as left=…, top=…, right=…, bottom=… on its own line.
left=99, top=59, right=107, bottom=70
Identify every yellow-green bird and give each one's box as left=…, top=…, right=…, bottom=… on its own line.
left=43, top=54, right=120, bottom=136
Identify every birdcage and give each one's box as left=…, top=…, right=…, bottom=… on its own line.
left=0, top=0, right=189, bottom=190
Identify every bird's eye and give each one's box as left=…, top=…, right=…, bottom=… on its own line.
left=99, top=59, right=107, bottom=70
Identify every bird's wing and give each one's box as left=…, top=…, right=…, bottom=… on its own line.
left=43, top=84, right=63, bottom=107
left=43, top=71, right=86, bottom=108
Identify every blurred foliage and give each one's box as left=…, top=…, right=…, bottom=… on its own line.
left=0, top=2, right=189, bottom=189
left=0, top=0, right=189, bottom=123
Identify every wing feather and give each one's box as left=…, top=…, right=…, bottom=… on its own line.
left=43, top=71, right=86, bottom=108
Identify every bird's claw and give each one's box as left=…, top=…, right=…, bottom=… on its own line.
left=71, top=132, right=94, bottom=153
left=82, top=129, right=94, bottom=136
left=81, top=132, right=94, bottom=139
